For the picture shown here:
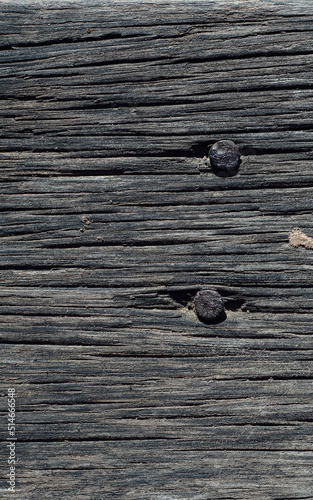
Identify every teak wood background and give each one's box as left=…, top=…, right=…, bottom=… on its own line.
left=1, top=0, right=313, bottom=498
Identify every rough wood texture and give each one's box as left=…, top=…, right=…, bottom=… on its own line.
left=1, top=1, right=313, bottom=498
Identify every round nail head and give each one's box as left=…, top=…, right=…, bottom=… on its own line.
left=209, top=140, right=240, bottom=173
left=194, top=290, right=224, bottom=322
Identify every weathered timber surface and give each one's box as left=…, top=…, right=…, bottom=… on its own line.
left=1, top=0, right=313, bottom=498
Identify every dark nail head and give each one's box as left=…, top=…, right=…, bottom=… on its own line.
left=209, top=140, right=240, bottom=174
left=194, top=290, right=224, bottom=322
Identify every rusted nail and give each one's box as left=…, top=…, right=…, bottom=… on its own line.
left=209, top=140, right=240, bottom=175
left=194, top=290, right=224, bottom=322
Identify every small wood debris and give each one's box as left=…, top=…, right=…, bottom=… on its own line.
left=289, top=227, right=313, bottom=249
left=81, top=216, right=91, bottom=225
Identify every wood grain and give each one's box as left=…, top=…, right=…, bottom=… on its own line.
left=1, top=0, right=313, bottom=498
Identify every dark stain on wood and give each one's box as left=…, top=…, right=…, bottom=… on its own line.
left=1, top=0, right=313, bottom=498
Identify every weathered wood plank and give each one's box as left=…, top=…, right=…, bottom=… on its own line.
left=3, top=446, right=313, bottom=500
left=1, top=0, right=313, bottom=498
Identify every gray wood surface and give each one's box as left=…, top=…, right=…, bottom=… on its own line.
left=1, top=0, right=313, bottom=498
